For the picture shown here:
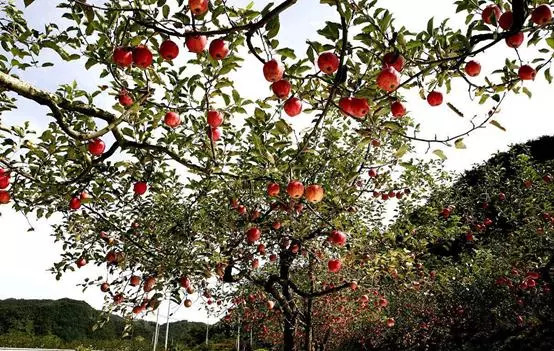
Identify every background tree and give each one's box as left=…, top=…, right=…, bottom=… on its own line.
left=1, top=0, right=554, bottom=350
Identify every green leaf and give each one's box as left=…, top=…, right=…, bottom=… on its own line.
left=433, top=149, right=447, bottom=160
left=266, top=16, right=280, bottom=39
left=276, top=48, right=296, bottom=60
left=24, top=0, right=34, bottom=6
left=395, top=144, right=409, bottom=158
left=454, top=138, right=466, bottom=149
left=489, top=120, right=506, bottom=131
left=546, top=37, right=554, bottom=49
left=446, top=103, right=464, bottom=117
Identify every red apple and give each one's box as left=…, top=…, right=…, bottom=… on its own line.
left=328, top=230, right=347, bottom=246
left=164, top=111, right=181, bottom=128
left=531, top=5, right=552, bottom=25
left=0, top=190, right=10, bottom=204
left=386, top=318, right=395, bottom=328
left=266, top=300, right=275, bottom=309
left=267, top=182, right=280, bottom=197
left=130, top=275, right=141, bottom=286
left=186, top=35, right=207, bottom=53
left=238, top=204, right=247, bottom=215
left=317, top=52, right=339, bottom=74
left=271, top=79, right=292, bottom=99
left=113, top=294, right=124, bottom=304
left=498, top=192, right=506, bottom=201
left=100, top=282, right=110, bottom=292
left=134, top=181, right=148, bottom=195
left=133, top=46, right=153, bottom=68
left=88, top=138, right=105, bottom=156
left=118, top=91, right=133, bottom=107
left=69, top=197, right=81, bottom=210
left=350, top=97, right=370, bottom=118
left=246, top=227, right=261, bottom=244
left=251, top=258, right=259, bottom=269
left=499, top=11, right=513, bottom=30
left=143, top=276, right=156, bottom=292
left=339, top=97, right=354, bottom=116
left=207, top=110, right=223, bottom=128
left=159, top=40, right=179, bottom=60
left=113, top=47, right=133, bottom=67
left=390, top=101, right=406, bottom=118
left=286, top=180, right=304, bottom=198
left=383, top=52, right=406, bottom=72
left=179, top=276, right=191, bottom=289
left=189, top=0, right=208, bottom=16
left=75, top=257, right=87, bottom=268
left=427, top=91, right=443, bottom=106
left=371, top=139, right=381, bottom=147
left=518, top=65, right=536, bottom=80
left=263, top=59, right=285, bottom=82
left=482, top=5, right=501, bottom=24
left=272, top=221, right=281, bottom=230
left=269, top=253, right=278, bottom=262
left=464, top=60, right=481, bottom=77
left=376, top=67, right=400, bottom=92
left=328, top=259, right=342, bottom=273
left=350, top=281, right=358, bottom=290
left=283, top=97, right=302, bottom=117
left=506, top=32, right=524, bottom=48
left=304, top=184, right=324, bottom=203
left=257, top=244, right=266, bottom=255
left=0, top=174, right=10, bottom=189
left=208, top=127, right=221, bottom=141
left=209, top=39, right=229, bottom=60
left=184, top=299, right=193, bottom=307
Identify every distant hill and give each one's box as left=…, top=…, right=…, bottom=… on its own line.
left=0, top=298, right=233, bottom=350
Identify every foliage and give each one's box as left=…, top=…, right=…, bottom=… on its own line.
left=1, top=0, right=554, bottom=350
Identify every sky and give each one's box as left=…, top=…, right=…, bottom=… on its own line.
left=1, top=0, right=554, bottom=326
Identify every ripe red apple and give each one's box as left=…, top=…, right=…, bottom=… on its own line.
left=376, top=67, right=400, bottom=92
left=164, top=111, right=181, bottom=128
left=499, top=11, right=513, bottom=30
left=113, top=47, right=133, bottom=67
left=134, top=181, right=148, bottom=195
left=523, top=179, right=533, bottom=188
left=179, top=276, right=191, bottom=289
left=390, top=101, right=406, bottom=118
left=518, top=65, right=536, bottom=80
left=246, top=227, right=261, bottom=244
left=113, top=294, right=124, bottom=304
left=531, top=5, right=552, bottom=25
left=269, top=253, right=278, bottom=262
left=304, top=184, right=324, bottom=203
left=464, top=60, right=481, bottom=77
left=130, top=275, right=141, bottom=286
left=371, top=139, right=381, bottom=147
left=186, top=35, right=207, bottom=53
left=159, top=40, right=179, bottom=60
left=379, top=297, right=389, bottom=307
left=317, top=52, right=339, bottom=74
left=207, top=110, right=223, bottom=128
left=368, top=168, right=378, bottom=178
left=506, top=32, right=524, bottom=48
left=209, top=39, right=229, bottom=60
left=543, top=174, right=553, bottom=183
left=0, top=190, right=10, bottom=204
left=283, top=97, right=302, bottom=117
left=350, top=97, right=370, bottom=118
left=350, top=281, right=358, bottom=290
left=383, top=52, right=406, bottom=72
left=75, top=257, right=87, bottom=268
left=133, top=45, right=153, bottom=68
left=257, top=244, right=266, bottom=255
left=0, top=174, right=10, bottom=189
left=339, top=97, right=354, bottom=116
left=498, top=192, right=506, bottom=201
left=184, top=299, right=193, bottom=307
left=100, top=282, right=110, bottom=292
left=482, top=4, right=501, bottom=24
left=290, top=243, right=300, bottom=254
left=386, top=318, right=395, bottom=328
left=328, top=259, right=342, bottom=273
left=208, top=127, right=221, bottom=141
left=69, top=197, right=81, bottom=210
left=118, top=91, right=133, bottom=107
left=80, top=191, right=90, bottom=201
left=328, top=230, right=347, bottom=246
left=267, top=182, right=280, bottom=197
left=251, top=258, right=260, bottom=269
left=272, top=221, right=281, bottom=230
left=266, top=300, right=275, bottom=310
left=286, top=180, right=304, bottom=198
left=189, top=0, right=208, bottom=16
left=484, top=218, right=493, bottom=226
left=427, top=91, right=443, bottom=106
left=271, top=79, right=292, bottom=99
left=143, top=276, right=156, bottom=292
left=88, top=138, right=105, bottom=156
left=238, top=204, right=247, bottom=215
left=263, top=59, right=285, bottom=82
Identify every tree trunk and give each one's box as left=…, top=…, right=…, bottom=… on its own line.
left=281, top=252, right=297, bottom=351
left=284, top=314, right=297, bottom=351
left=304, top=298, right=313, bottom=351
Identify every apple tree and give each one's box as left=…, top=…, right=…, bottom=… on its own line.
left=1, top=0, right=554, bottom=350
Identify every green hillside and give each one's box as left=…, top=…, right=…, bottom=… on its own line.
left=0, top=298, right=233, bottom=350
